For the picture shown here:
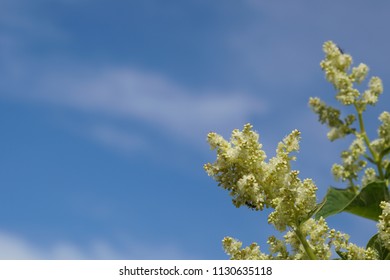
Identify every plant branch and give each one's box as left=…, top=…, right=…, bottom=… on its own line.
left=294, top=226, right=318, bottom=260
left=355, top=105, right=385, bottom=179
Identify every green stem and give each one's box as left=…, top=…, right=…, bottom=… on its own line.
left=294, top=227, right=318, bottom=260
left=355, top=105, right=385, bottom=179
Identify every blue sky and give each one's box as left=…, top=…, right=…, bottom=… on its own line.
left=1, top=0, right=389, bottom=259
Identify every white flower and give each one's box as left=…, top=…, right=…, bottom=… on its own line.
left=378, top=202, right=390, bottom=251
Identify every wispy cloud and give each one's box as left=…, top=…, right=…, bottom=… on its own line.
left=40, top=66, right=266, bottom=136
left=0, top=0, right=267, bottom=154
left=1, top=58, right=267, bottom=153
left=0, top=231, right=83, bottom=259
left=0, top=230, right=193, bottom=259
left=88, top=124, right=150, bottom=154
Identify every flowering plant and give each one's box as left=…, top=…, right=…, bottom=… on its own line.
left=204, top=41, right=390, bottom=260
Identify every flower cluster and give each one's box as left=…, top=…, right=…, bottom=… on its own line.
left=328, top=229, right=377, bottom=260
left=205, top=124, right=376, bottom=259
left=378, top=201, right=390, bottom=251
left=371, top=111, right=390, bottom=155
left=308, top=97, right=355, bottom=141
left=331, top=135, right=367, bottom=186
left=310, top=41, right=383, bottom=142
left=311, top=41, right=389, bottom=187
left=318, top=41, right=383, bottom=111
left=222, top=237, right=268, bottom=260
left=222, top=217, right=377, bottom=260
left=205, top=41, right=389, bottom=260
left=204, top=124, right=267, bottom=211
left=204, top=125, right=316, bottom=232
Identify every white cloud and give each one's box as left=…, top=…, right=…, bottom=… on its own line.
left=0, top=0, right=265, bottom=155
left=1, top=61, right=266, bottom=152
left=0, top=0, right=266, bottom=144
left=0, top=231, right=44, bottom=259
left=0, top=231, right=101, bottom=259
left=0, top=230, right=193, bottom=259
left=40, top=66, right=265, bottom=133
left=89, top=124, right=150, bottom=154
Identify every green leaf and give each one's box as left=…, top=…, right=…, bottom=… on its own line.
left=345, top=181, right=389, bottom=220
left=366, top=233, right=390, bottom=260
left=314, top=187, right=356, bottom=220
left=315, top=181, right=389, bottom=221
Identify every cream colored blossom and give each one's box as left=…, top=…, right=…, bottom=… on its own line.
left=309, top=97, right=355, bottom=141
left=282, top=218, right=332, bottom=260
left=361, top=168, right=377, bottom=186
left=312, top=40, right=384, bottom=145
left=331, top=135, right=367, bottom=184
left=205, top=125, right=319, bottom=232
left=378, top=201, right=390, bottom=251
left=378, top=111, right=390, bottom=144
left=328, top=229, right=377, bottom=259
left=222, top=237, right=268, bottom=260
left=205, top=122, right=379, bottom=260
left=351, top=63, right=369, bottom=84
left=320, top=42, right=361, bottom=105
left=206, top=41, right=387, bottom=260
left=267, top=236, right=290, bottom=259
